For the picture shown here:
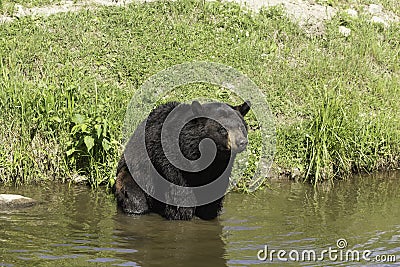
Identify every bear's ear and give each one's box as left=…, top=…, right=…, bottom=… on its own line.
left=233, top=101, right=251, bottom=117
left=191, top=101, right=203, bottom=116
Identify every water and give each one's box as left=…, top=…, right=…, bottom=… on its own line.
left=1, top=171, right=399, bottom=266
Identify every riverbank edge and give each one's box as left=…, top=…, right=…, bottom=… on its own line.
left=1, top=0, right=399, bottom=189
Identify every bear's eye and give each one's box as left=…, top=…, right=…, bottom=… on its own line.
left=218, top=128, right=227, bottom=136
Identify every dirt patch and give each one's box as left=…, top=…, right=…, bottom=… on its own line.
left=228, top=0, right=336, bottom=35
left=1, top=0, right=136, bottom=22
left=1, top=0, right=399, bottom=35
left=3, top=0, right=336, bottom=35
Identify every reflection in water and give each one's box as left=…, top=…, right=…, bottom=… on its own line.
left=113, top=215, right=227, bottom=267
left=0, top=183, right=227, bottom=267
left=0, top=171, right=399, bottom=266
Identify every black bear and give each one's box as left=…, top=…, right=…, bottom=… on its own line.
left=113, top=100, right=251, bottom=220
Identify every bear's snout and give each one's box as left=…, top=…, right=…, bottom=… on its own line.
left=228, top=130, right=248, bottom=153
left=237, top=139, right=248, bottom=151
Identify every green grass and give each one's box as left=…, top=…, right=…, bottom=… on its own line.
left=0, top=0, right=399, bottom=189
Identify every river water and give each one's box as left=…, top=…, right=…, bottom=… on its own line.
left=1, top=171, right=399, bottom=266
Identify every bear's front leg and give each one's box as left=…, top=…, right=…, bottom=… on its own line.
left=162, top=176, right=196, bottom=220
left=195, top=198, right=224, bottom=220
left=114, top=165, right=149, bottom=215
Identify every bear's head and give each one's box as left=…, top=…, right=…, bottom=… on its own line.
left=191, top=100, right=251, bottom=154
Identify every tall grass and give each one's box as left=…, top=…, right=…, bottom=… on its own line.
left=304, top=86, right=350, bottom=184
left=283, top=82, right=400, bottom=185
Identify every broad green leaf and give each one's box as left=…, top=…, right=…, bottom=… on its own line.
left=71, top=114, right=85, bottom=124
left=81, top=124, right=88, bottom=133
left=84, top=136, right=94, bottom=151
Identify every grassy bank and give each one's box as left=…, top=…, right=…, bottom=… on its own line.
left=0, top=0, right=399, bottom=189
